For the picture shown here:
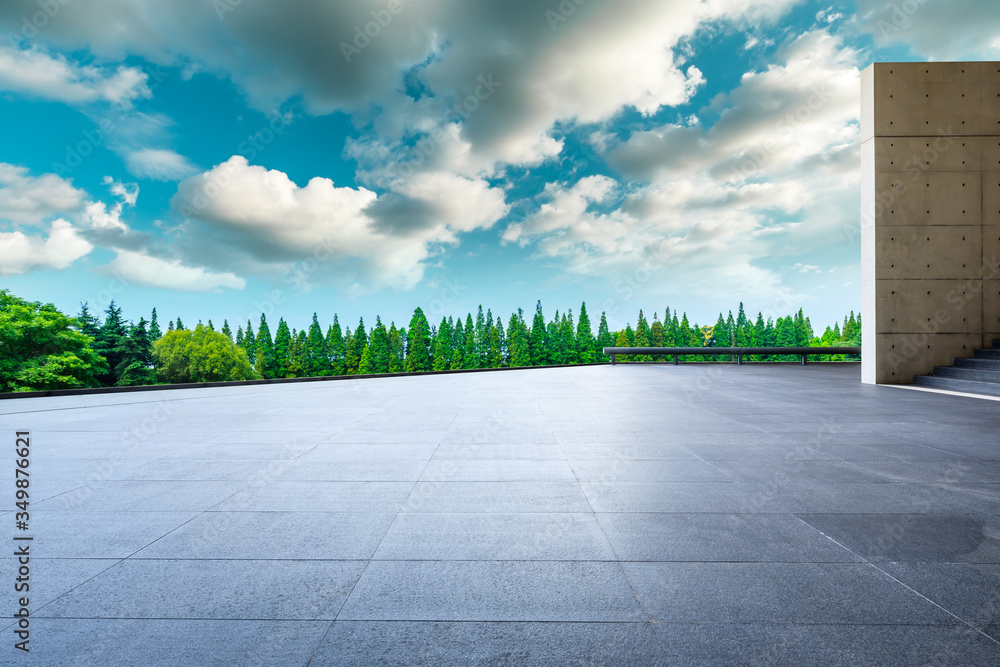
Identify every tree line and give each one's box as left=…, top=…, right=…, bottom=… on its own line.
left=0, top=288, right=861, bottom=392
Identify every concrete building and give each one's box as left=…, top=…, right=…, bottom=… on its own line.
left=861, top=61, right=1000, bottom=384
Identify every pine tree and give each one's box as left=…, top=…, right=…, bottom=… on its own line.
left=288, top=330, right=308, bottom=377
left=327, top=315, right=346, bottom=375
left=358, top=345, right=373, bottom=374
left=176, top=317, right=184, bottom=330
left=76, top=303, right=101, bottom=340
left=712, top=313, right=728, bottom=356
left=306, top=314, right=328, bottom=376
left=576, top=302, right=594, bottom=363
left=235, top=326, right=244, bottom=347
left=255, top=314, right=275, bottom=378
left=388, top=323, right=404, bottom=373
left=94, top=301, right=129, bottom=385
left=546, top=310, right=562, bottom=364
left=508, top=310, right=531, bottom=367
left=207, top=319, right=215, bottom=331
left=273, top=318, right=293, bottom=377
left=149, top=307, right=162, bottom=341
left=242, top=319, right=256, bottom=365
left=451, top=318, right=466, bottom=370
left=529, top=301, right=547, bottom=365
left=475, top=305, right=487, bottom=367
left=462, top=313, right=477, bottom=369
left=651, top=315, right=665, bottom=348
left=167, top=320, right=175, bottom=332
left=561, top=309, right=577, bottom=364
left=488, top=321, right=503, bottom=368
left=405, top=307, right=433, bottom=372
left=368, top=317, right=391, bottom=373
left=221, top=320, right=232, bottom=340
left=634, top=310, right=650, bottom=361
left=433, top=317, right=453, bottom=371
left=596, top=312, right=613, bottom=361
left=115, top=318, right=156, bottom=386
left=493, top=318, right=506, bottom=367
left=346, top=318, right=367, bottom=374
left=735, top=302, right=750, bottom=347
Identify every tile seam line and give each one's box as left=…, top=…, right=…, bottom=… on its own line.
left=791, top=514, right=1000, bottom=647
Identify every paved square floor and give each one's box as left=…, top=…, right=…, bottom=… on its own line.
left=2, top=364, right=999, bottom=665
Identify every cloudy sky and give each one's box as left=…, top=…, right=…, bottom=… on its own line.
left=1, top=0, right=997, bottom=332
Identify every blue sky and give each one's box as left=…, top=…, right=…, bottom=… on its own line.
left=1, top=0, right=997, bottom=334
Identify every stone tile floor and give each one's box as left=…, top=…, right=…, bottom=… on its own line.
left=1, top=364, right=999, bottom=665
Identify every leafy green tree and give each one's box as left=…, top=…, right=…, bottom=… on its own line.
left=116, top=318, right=156, bottom=386
left=405, top=307, right=433, bottom=372
left=0, top=290, right=108, bottom=392
left=650, top=315, right=665, bottom=349
left=153, top=325, right=258, bottom=383
left=614, top=329, right=631, bottom=362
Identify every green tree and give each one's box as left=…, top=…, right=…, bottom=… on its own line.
left=255, top=314, right=275, bottom=378
left=76, top=302, right=101, bottom=339
left=507, top=310, right=531, bottom=367
left=405, top=307, right=433, bottom=372
left=149, top=307, right=162, bottom=341
left=560, top=310, right=577, bottom=364
left=433, top=317, right=453, bottom=371
left=529, top=301, right=547, bottom=365
left=0, top=290, right=108, bottom=392
left=93, top=301, right=129, bottom=385
left=462, top=313, right=477, bottom=369
left=242, top=319, right=256, bottom=365
left=273, top=318, right=293, bottom=377
left=368, top=317, right=391, bottom=373
left=576, top=302, right=594, bottom=363
left=221, top=320, right=232, bottom=340
left=346, top=318, right=368, bottom=375
left=614, top=329, right=631, bottom=362
left=327, top=315, right=346, bottom=375
left=115, top=318, right=156, bottom=386
left=306, top=314, right=329, bottom=376
left=596, top=312, right=613, bottom=361
left=388, top=323, right=404, bottom=373
left=153, top=325, right=258, bottom=383
left=634, top=310, right=651, bottom=361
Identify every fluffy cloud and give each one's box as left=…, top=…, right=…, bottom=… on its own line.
left=171, top=156, right=507, bottom=291
left=0, top=44, right=150, bottom=105
left=106, top=249, right=245, bottom=291
left=125, top=149, right=198, bottom=181
left=0, top=219, right=93, bottom=275
left=0, top=163, right=87, bottom=224
left=507, top=29, right=862, bottom=308
left=855, top=0, right=1000, bottom=60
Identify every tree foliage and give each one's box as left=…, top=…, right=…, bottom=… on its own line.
left=153, top=325, right=258, bottom=383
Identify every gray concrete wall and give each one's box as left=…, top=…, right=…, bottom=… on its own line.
left=861, top=62, right=1000, bottom=384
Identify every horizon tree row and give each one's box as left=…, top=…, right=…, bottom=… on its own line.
left=0, top=288, right=862, bottom=392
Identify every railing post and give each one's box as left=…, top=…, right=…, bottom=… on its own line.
left=673, top=354, right=678, bottom=365
left=610, top=354, right=616, bottom=365
left=736, top=354, right=742, bottom=366
left=801, top=354, right=807, bottom=365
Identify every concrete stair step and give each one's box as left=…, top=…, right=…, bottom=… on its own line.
left=954, top=357, right=1000, bottom=370
left=974, top=349, right=1000, bottom=360
left=912, top=375, right=1000, bottom=397
left=933, top=366, right=1000, bottom=382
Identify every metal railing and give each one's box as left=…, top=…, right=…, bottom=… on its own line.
left=602, top=346, right=861, bottom=365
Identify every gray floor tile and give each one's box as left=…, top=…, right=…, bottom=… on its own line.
left=134, top=511, right=397, bottom=559
left=212, top=481, right=413, bottom=512
left=624, top=562, right=958, bottom=624
left=35, top=480, right=248, bottom=512
left=420, top=459, right=576, bottom=481
left=879, top=563, right=1000, bottom=629
left=338, top=561, right=646, bottom=621
left=795, top=514, right=1000, bottom=563
left=401, top=481, right=592, bottom=513
left=581, top=482, right=790, bottom=513
left=41, top=559, right=367, bottom=620
left=598, top=513, right=859, bottom=562
left=373, top=513, right=615, bottom=560
left=312, top=621, right=667, bottom=666
left=24, top=511, right=197, bottom=558
left=13, top=619, right=330, bottom=666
